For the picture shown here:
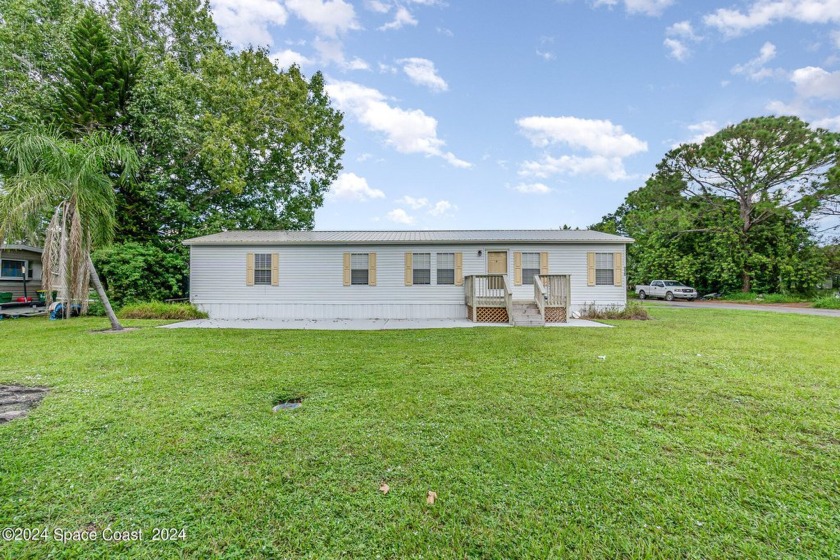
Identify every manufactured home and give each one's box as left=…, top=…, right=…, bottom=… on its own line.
left=184, top=230, right=633, bottom=325
left=0, top=244, right=42, bottom=301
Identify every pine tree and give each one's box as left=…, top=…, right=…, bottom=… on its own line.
left=55, top=8, right=139, bottom=133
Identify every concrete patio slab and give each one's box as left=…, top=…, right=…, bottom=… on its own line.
left=160, top=318, right=611, bottom=330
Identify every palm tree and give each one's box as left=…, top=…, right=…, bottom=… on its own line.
left=0, top=129, right=138, bottom=330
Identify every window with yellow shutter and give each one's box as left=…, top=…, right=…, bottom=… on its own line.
left=595, top=253, right=615, bottom=285
left=436, top=253, right=455, bottom=285
left=521, top=252, right=540, bottom=285
left=351, top=253, right=370, bottom=285
left=253, top=253, right=272, bottom=285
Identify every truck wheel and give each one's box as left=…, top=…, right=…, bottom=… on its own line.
left=665, top=292, right=674, bottom=301
left=638, top=291, right=646, bottom=300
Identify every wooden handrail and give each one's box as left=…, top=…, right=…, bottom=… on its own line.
left=502, top=274, right=513, bottom=324
left=539, top=274, right=570, bottom=308
left=533, top=275, right=546, bottom=320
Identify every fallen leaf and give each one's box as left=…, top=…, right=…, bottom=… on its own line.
left=426, top=491, right=437, bottom=504
left=379, top=483, right=390, bottom=494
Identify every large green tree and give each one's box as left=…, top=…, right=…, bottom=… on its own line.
left=594, top=167, right=828, bottom=296
left=1, top=0, right=345, bottom=304
left=660, top=116, right=839, bottom=291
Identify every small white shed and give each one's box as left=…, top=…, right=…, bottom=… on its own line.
left=183, top=230, right=633, bottom=324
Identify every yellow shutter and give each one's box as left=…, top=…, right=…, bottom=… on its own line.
left=343, top=253, right=351, bottom=286
left=404, top=252, right=413, bottom=286
left=271, top=253, right=279, bottom=286
left=513, top=251, right=522, bottom=286
left=540, top=252, right=549, bottom=275
left=587, top=252, right=596, bottom=286
left=368, top=253, right=377, bottom=286
left=246, top=253, right=255, bottom=286
left=613, top=252, right=623, bottom=287
left=454, top=252, right=463, bottom=286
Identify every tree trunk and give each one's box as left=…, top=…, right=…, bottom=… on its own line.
left=741, top=269, right=751, bottom=293
left=87, top=253, right=123, bottom=331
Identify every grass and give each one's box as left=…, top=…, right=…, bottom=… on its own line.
left=580, top=301, right=650, bottom=320
left=1, top=308, right=838, bottom=558
left=720, top=292, right=810, bottom=304
left=118, top=301, right=208, bottom=320
left=813, top=296, right=840, bottom=309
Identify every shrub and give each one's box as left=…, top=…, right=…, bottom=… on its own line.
left=92, top=242, right=188, bottom=308
left=118, top=302, right=208, bottom=320
left=579, top=301, right=650, bottom=320
left=813, top=296, right=840, bottom=309
left=721, top=292, right=807, bottom=304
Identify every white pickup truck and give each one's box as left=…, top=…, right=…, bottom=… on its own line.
left=635, top=280, right=698, bottom=301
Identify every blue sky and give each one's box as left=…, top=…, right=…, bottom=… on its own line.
left=210, top=0, right=840, bottom=230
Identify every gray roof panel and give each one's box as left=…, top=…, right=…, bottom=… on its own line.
left=184, top=230, right=633, bottom=246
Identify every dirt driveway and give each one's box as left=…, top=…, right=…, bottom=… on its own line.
left=651, top=300, right=840, bottom=317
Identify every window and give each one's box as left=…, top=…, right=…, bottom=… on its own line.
left=1, top=259, right=25, bottom=279
left=253, top=254, right=272, bottom=285
left=412, top=253, right=431, bottom=285
left=437, top=253, right=455, bottom=285
left=521, top=253, right=540, bottom=285
left=351, top=253, right=369, bottom=285
left=595, top=253, right=614, bottom=285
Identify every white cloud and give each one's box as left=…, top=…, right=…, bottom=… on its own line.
left=672, top=120, right=721, bottom=147
left=513, top=182, right=553, bottom=194
left=326, top=80, right=471, bottom=167
left=270, top=49, right=313, bottom=69
left=365, top=0, right=391, bottom=13
left=519, top=155, right=632, bottom=181
left=704, top=0, right=840, bottom=36
left=812, top=115, right=840, bottom=130
left=396, top=195, right=429, bottom=209
left=387, top=208, right=415, bottom=224
left=731, top=41, right=782, bottom=80
left=313, top=38, right=369, bottom=71
left=516, top=116, right=648, bottom=158
left=397, top=58, right=448, bottom=92
left=593, top=0, right=675, bottom=16
left=536, top=49, right=556, bottom=61
left=380, top=6, right=418, bottom=30
left=516, top=116, right=646, bottom=181
left=210, top=0, right=287, bottom=48
left=328, top=172, right=385, bottom=201
left=664, top=38, right=691, bottom=61
left=285, top=0, right=359, bottom=37
left=791, top=66, right=840, bottom=99
left=428, top=200, right=455, bottom=216
left=664, top=20, right=701, bottom=61
left=667, top=20, right=700, bottom=40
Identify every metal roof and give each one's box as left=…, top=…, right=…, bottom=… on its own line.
left=0, top=244, right=43, bottom=254
left=184, top=230, right=633, bottom=246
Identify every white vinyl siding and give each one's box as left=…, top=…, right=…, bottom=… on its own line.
left=521, top=253, right=540, bottom=285
left=437, top=253, right=455, bottom=285
left=595, top=253, right=614, bottom=286
left=351, top=253, right=369, bottom=285
left=412, top=253, right=431, bottom=285
left=189, top=242, right=627, bottom=319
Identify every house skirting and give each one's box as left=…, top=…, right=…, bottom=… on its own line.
left=195, top=302, right=468, bottom=320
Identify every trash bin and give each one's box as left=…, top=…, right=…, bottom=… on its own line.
left=37, top=290, right=46, bottom=304
left=0, top=292, right=12, bottom=304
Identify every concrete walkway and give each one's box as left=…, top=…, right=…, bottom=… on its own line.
left=161, top=318, right=611, bottom=330
left=652, top=300, right=840, bottom=317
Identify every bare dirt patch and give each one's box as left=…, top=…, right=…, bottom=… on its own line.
left=0, top=385, right=50, bottom=423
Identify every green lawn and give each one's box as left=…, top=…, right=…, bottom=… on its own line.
left=1, top=308, right=838, bottom=559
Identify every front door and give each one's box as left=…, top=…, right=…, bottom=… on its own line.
left=487, top=251, right=507, bottom=289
